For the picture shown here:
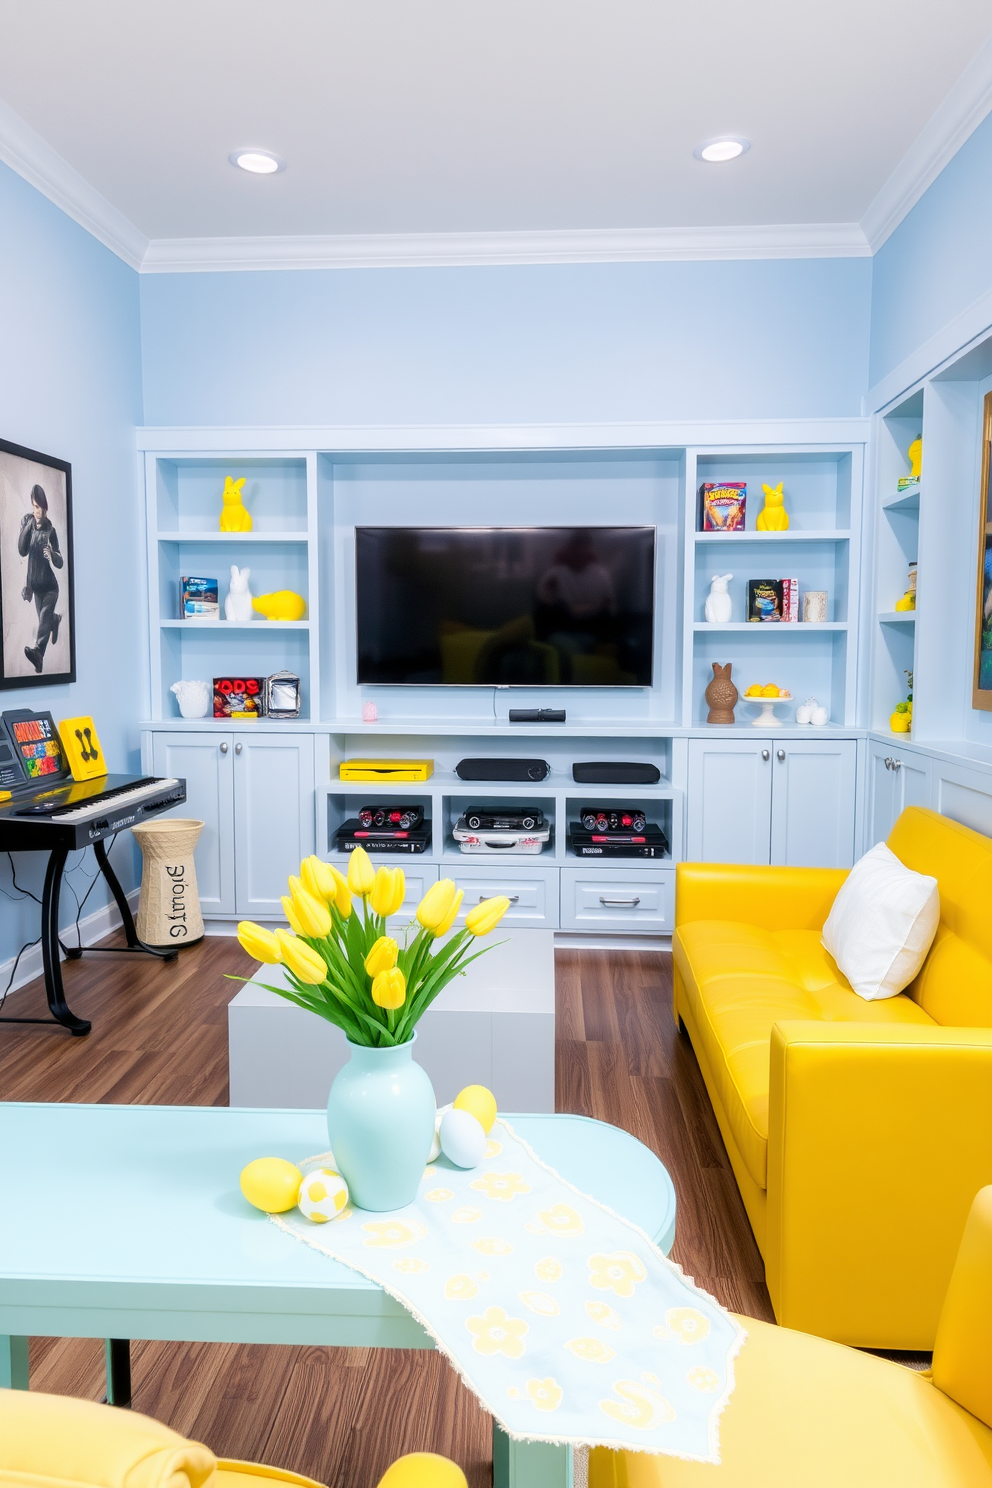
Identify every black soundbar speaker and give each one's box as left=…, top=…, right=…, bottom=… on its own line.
left=572, top=761, right=662, bottom=785
left=456, top=758, right=551, bottom=782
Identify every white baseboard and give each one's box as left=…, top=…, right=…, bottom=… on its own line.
left=0, top=888, right=139, bottom=1001
left=199, top=918, right=669, bottom=953
left=554, top=932, right=670, bottom=952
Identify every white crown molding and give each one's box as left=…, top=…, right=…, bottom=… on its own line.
left=861, top=32, right=992, bottom=253
left=0, top=98, right=147, bottom=270
left=136, top=417, right=870, bottom=454
left=139, top=221, right=869, bottom=272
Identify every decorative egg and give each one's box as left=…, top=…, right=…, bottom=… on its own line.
left=240, top=1157, right=303, bottom=1213
left=298, top=1166, right=350, bottom=1223
left=428, top=1103, right=452, bottom=1162
left=376, top=1452, right=468, bottom=1488
left=453, top=1084, right=497, bottom=1134
left=439, top=1107, right=487, bottom=1169
left=810, top=705, right=829, bottom=726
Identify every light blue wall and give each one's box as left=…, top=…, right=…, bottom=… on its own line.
left=870, top=110, right=992, bottom=387
left=140, top=258, right=872, bottom=426
left=0, top=161, right=142, bottom=976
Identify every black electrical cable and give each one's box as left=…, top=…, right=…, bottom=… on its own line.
left=0, top=936, right=42, bottom=1014
left=3, top=851, right=42, bottom=904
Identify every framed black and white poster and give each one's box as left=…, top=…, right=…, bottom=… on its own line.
left=0, top=437, right=75, bottom=689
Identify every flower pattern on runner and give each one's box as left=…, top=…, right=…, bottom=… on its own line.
left=361, top=1220, right=426, bottom=1248
left=467, top=1305, right=528, bottom=1359
left=588, top=1251, right=647, bottom=1298
left=564, top=1336, right=616, bottom=1363
left=663, top=1308, right=712, bottom=1345
left=471, top=1171, right=532, bottom=1202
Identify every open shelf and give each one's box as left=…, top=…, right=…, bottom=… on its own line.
left=157, top=531, right=309, bottom=544
left=159, top=619, right=310, bottom=631
left=694, top=530, right=851, bottom=543
left=692, top=622, right=847, bottom=632
left=877, top=612, right=916, bottom=625
left=881, top=488, right=920, bottom=515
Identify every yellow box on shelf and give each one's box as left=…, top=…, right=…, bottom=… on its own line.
left=338, top=758, right=434, bottom=782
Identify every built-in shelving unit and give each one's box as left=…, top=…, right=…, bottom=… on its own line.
left=145, top=454, right=320, bottom=720
left=682, top=450, right=861, bottom=727
left=867, top=391, right=921, bottom=735
left=140, top=425, right=870, bottom=933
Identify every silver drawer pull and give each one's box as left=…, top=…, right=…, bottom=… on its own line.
left=599, top=895, right=641, bottom=907
left=891, top=759, right=902, bottom=770
left=479, top=894, right=519, bottom=903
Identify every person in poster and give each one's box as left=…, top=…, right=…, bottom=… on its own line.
left=17, top=482, right=63, bottom=673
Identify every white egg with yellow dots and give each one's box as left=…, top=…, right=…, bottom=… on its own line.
left=297, top=1166, right=350, bottom=1223
left=439, top=1106, right=488, bottom=1169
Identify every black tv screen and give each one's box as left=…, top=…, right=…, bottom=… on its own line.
left=356, top=527, right=655, bottom=687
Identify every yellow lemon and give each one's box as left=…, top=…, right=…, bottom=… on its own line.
left=239, top=1157, right=303, bottom=1213
left=761, top=683, right=779, bottom=698
left=453, top=1084, right=498, bottom=1134
left=744, top=684, right=762, bottom=697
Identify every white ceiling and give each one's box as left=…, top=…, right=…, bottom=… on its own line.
left=0, top=1, right=990, bottom=260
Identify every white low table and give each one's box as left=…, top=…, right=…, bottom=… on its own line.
left=229, top=929, right=555, bottom=1110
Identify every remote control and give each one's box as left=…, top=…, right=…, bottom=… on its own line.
left=508, top=708, right=566, bottom=723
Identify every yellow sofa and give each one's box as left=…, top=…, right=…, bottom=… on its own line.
left=0, top=1386, right=466, bottom=1488
left=673, top=806, right=992, bottom=1347
left=588, top=1185, right=992, bottom=1487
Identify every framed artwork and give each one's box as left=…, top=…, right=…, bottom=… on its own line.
left=0, top=437, right=75, bottom=689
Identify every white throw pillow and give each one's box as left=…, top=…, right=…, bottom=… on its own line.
left=821, top=841, right=940, bottom=1001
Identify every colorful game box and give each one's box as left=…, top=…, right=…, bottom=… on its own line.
left=213, top=676, right=266, bottom=718
left=699, top=482, right=746, bottom=531
left=747, top=579, right=784, bottom=622
left=181, top=576, right=219, bottom=619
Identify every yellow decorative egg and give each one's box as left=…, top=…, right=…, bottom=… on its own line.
left=453, top=1084, right=497, bottom=1134
left=761, top=683, right=780, bottom=698
left=376, top=1454, right=468, bottom=1488
left=439, top=1107, right=487, bottom=1169
left=298, top=1166, right=350, bottom=1223
left=744, top=684, right=762, bottom=698
left=239, top=1157, right=303, bottom=1213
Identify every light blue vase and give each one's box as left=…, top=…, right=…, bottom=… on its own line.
left=326, top=1034, right=436, bottom=1212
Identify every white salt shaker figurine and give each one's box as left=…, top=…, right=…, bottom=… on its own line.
left=704, top=574, right=733, bottom=624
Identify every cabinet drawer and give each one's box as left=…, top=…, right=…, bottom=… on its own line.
left=560, top=868, right=672, bottom=933
left=449, top=864, right=559, bottom=928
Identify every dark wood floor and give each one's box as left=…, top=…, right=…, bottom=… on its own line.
left=0, top=934, right=771, bottom=1486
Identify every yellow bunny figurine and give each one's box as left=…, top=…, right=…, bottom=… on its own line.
left=756, top=481, right=789, bottom=531
left=219, top=476, right=252, bottom=532
left=907, top=436, right=922, bottom=481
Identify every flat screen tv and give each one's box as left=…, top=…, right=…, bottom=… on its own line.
left=355, top=526, right=655, bottom=687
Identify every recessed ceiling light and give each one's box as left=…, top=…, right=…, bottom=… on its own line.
left=694, top=137, right=750, bottom=164
left=229, top=149, right=285, bottom=175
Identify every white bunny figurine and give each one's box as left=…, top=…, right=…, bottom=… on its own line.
left=225, top=565, right=254, bottom=623
left=704, top=574, right=734, bottom=624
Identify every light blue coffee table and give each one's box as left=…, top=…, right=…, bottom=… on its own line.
left=0, top=1103, right=676, bottom=1488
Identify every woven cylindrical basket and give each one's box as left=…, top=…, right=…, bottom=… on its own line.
left=132, top=818, right=205, bottom=948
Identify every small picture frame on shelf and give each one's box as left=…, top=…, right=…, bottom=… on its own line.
left=974, top=391, right=992, bottom=709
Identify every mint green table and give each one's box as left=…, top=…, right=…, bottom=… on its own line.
left=0, top=1103, right=676, bottom=1488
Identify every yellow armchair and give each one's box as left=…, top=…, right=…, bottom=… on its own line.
left=673, top=807, right=992, bottom=1347
left=589, top=1187, right=992, bottom=1487
left=0, top=1386, right=467, bottom=1488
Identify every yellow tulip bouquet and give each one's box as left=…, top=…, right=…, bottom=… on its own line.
left=236, top=847, right=510, bottom=1048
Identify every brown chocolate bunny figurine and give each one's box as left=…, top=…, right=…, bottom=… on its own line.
left=705, top=662, right=738, bottom=724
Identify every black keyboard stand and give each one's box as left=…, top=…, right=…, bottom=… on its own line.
left=1, top=840, right=179, bottom=1037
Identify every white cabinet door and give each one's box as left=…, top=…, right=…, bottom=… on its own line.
left=770, top=739, right=858, bottom=868
left=233, top=736, right=316, bottom=917
left=151, top=732, right=235, bottom=915
left=868, top=740, right=899, bottom=847
left=687, top=739, right=773, bottom=864
left=932, top=760, right=992, bottom=837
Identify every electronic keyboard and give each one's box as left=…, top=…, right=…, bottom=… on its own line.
left=0, top=774, right=187, bottom=850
